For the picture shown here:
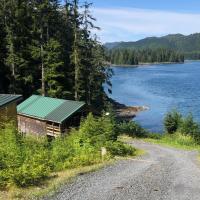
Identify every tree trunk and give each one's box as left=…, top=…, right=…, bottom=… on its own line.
left=41, top=31, right=45, bottom=96
left=74, top=0, right=79, bottom=101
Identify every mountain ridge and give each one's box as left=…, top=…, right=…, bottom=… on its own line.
left=105, top=33, right=200, bottom=59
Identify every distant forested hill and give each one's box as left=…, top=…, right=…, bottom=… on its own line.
left=107, top=48, right=184, bottom=65
left=105, top=33, right=200, bottom=59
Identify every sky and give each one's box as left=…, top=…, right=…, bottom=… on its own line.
left=63, top=0, right=200, bottom=43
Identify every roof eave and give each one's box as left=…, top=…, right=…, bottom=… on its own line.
left=0, top=95, right=23, bottom=108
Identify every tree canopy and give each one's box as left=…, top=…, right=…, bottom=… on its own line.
left=0, top=0, right=112, bottom=110
left=107, top=48, right=184, bottom=65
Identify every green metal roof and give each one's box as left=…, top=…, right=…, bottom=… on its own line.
left=17, top=95, right=85, bottom=123
left=0, top=94, right=22, bottom=108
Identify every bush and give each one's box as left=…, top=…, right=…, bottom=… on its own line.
left=105, top=141, right=136, bottom=156
left=0, top=113, right=136, bottom=189
left=0, top=170, right=11, bottom=189
left=179, top=114, right=199, bottom=135
left=13, top=149, right=51, bottom=187
left=79, top=113, right=118, bottom=146
left=163, top=111, right=200, bottom=145
left=51, top=130, right=102, bottom=171
left=0, top=125, right=51, bottom=188
left=117, top=121, right=148, bottom=138
left=190, top=126, right=200, bottom=144
left=147, top=133, right=162, bottom=139
left=164, top=110, right=182, bottom=134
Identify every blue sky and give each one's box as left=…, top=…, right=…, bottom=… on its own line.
left=63, top=0, right=200, bottom=43
left=90, top=0, right=200, bottom=13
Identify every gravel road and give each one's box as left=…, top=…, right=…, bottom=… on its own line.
left=49, top=140, right=200, bottom=200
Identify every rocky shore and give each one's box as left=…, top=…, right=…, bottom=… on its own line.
left=110, top=99, right=149, bottom=119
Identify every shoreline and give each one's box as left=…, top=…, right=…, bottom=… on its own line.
left=111, top=61, right=184, bottom=67
left=109, top=98, right=149, bottom=119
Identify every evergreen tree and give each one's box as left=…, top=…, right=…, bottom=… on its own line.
left=0, top=0, right=112, bottom=111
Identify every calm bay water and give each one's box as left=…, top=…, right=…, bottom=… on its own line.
left=108, top=61, right=200, bottom=133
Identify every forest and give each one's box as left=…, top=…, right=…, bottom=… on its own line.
left=105, top=33, right=200, bottom=60
left=107, top=48, right=185, bottom=65
left=0, top=0, right=112, bottom=110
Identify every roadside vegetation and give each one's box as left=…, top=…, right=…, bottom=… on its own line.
left=115, top=109, right=200, bottom=150
left=145, top=110, right=200, bottom=150
left=0, top=113, right=137, bottom=199
left=2, top=109, right=200, bottom=199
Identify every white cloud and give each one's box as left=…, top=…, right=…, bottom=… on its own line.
left=92, top=7, right=200, bottom=42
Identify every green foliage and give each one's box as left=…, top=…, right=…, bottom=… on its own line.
left=50, top=129, right=103, bottom=171
left=79, top=113, right=118, bottom=146
left=0, top=0, right=111, bottom=110
left=146, top=132, right=197, bottom=150
left=0, top=113, right=135, bottom=189
left=105, top=141, right=136, bottom=156
left=147, top=133, right=162, bottom=140
left=117, top=121, right=148, bottom=138
left=179, top=114, right=199, bottom=136
left=107, top=48, right=184, bottom=65
left=105, top=33, right=200, bottom=60
left=163, top=110, right=200, bottom=145
left=164, top=110, right=182, bottom=134
left=13, top=152, right=51, bottom=187
left=0, top=125, right=51, bottom=188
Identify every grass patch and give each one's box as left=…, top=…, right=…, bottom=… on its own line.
left=118, top=135, right=134, bottom=143
left=0, top=148, right=144, bottom=200
left=0, top=162, right=112, bottom=200
left=145, top=132, right=200, bottom=150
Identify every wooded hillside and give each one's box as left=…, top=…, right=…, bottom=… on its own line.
left=0, top=0, right=112, bottom=109
left=107, top=48, right=184, bottom=65
left=105, top=33, right=200, bottom=59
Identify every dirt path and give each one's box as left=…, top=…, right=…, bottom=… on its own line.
left=49, top=140, right=200, bottom=200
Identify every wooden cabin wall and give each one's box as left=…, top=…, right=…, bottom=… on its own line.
left=0, top=102, right=17, bottom=126
left=18, top=115, right=46, bottom=136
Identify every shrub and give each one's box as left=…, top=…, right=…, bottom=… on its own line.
left=0, top=125, right=51, bottom=188
left=79, top=113, right=117, bottom=146
left=147, top=133, right=162, bottom=139
left=191, top=127, right=200, bottom=144
left=179, top=114, right=199, bottom=135
left=0, top=170, right=11, bottom=189
left=51, top=130, right=102, bottom=171
left=0, top=113, right=136, bottom=188
left=105, top=141, right=136, bottom=156
left=12, top=140, right=51, bottom=187
left=164, top=110, right=182, bottom=134
left=13, top=156, right=51, bottom=187
left=117, top=121, right=148, bottom=138
left=163, top=111, right=200, bottom=144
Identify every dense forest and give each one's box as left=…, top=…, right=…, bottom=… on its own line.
left=0, top=0, right=112, bottom=109
left=105, top=33, right=200, bottom=59
left=107, top=48, right=184, bottom=65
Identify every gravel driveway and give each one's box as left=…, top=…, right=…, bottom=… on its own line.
left=49, top=140, right=200, bottom=200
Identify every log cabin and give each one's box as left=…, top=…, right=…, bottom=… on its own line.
left=17, top=95, right=86, bottom=137
left=0, top=94, right=22, bottom=126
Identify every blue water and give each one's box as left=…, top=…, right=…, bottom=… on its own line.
left=108, top=61, right=200, bottom=133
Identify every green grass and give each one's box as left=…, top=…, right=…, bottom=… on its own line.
left=145, top=132, right=200, bottom=150
left=0, top=148, right=144, bottom=200
left=1, top=162, right=113, bottom=200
